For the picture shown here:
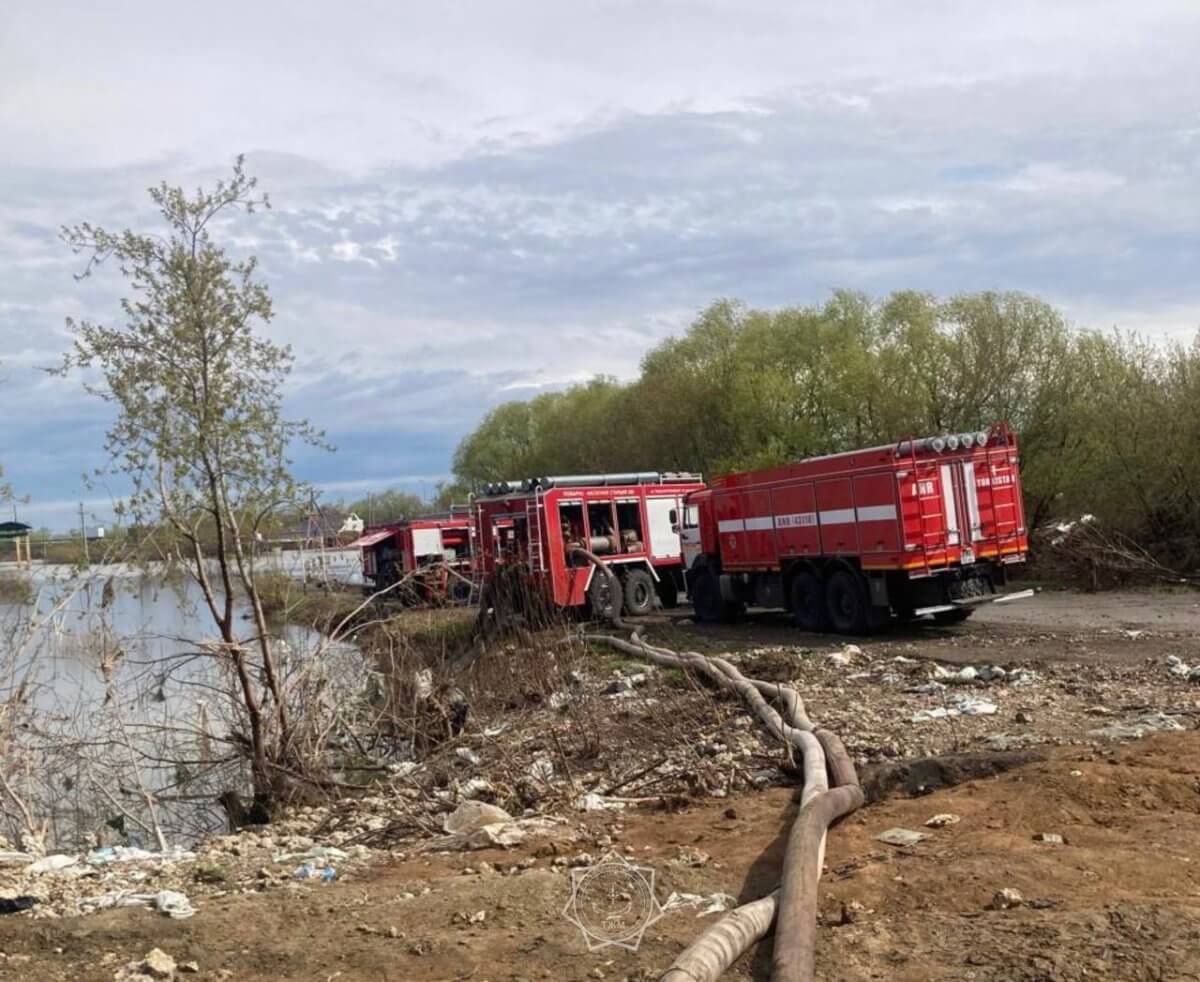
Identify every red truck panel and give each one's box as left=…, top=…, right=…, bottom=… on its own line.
left=694, top=427, right=1028, bottom=574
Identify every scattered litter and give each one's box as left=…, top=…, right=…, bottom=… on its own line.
left=0, top=851, right=33, bottom=867
left=0, top=895, right=35, bottom=914
left=925, top=813, right=960, bottom=828
left=663, top=892, right=738, bottom=916
left=528, top=756, right=555, bottom=782
left=273, top=845, right=351, bottom=864
left=875, top=828, right=929, bottom=847
left=1166, top=655, right=1190, bottom=678
left=1088, top=712, right=1185, bottom=741
left=548, top=691, right=573, bottom=710
left=1033, top=833, right=1065, bottom=844
left=79, top=889, right=195, bottom=919
left=1009, top=669, right=1040, bottom=687
left=990, top=887, right=1023, bottom=910
left=934, top=665, right=978, bottom=684
left=977, top=665, right=1007, bottom=682
left=827, top=644, right=863, bottom=668
left=87, top=845, right=195, bottom=867
left=28, top=854, right=78, bottom=874
left=460, top=778, right=493, bottom=798
left=1123, top=629, right=1146, bottom=640
left=483, top=722, right=508, bottom=737
left=912, top=696, right=998, bottom=723
left=455, top=747, right=482, bottom=766
left=575, top=793, right=626, bottom=812
left=293, top=863, right=337, bottom=883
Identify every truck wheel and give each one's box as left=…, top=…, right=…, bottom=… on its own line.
left=623, top=569, right=656, bottom=617
left=790, top=570, right=828, bottom=632
left=825, top=569, right=868, bottom=635
left=934, top=608, right=973, bottom=624
left=587, top=569, right=618, bottom=621
left=656, top=574, right=679, bottom=610
left=690, top=568, right=723, bottom=623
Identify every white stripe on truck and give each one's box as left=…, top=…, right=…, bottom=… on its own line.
left=855, top=504, right=898, bottom=522
left=719, top=505, right=897, bottom=534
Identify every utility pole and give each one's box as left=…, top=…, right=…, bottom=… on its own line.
left=79, top=502, right=90, bottom=566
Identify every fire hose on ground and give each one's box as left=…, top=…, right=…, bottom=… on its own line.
left=572, top=549, right=864, bottom=982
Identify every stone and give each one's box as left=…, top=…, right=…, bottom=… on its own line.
left=924, top=813, right=960, bottom=828
left=990, top=888, right=1023, bottom=910
left=140, top=948, right=177, bottom=979
left=179, top=963, right=199, bottom=974
left=1015, top=711, right=1033, bottom=724
left=444, top=800, right=513, bottom=835
left=1033, top=833, right=1065, bottom=844
left=875, top=828, right=929, bottom=847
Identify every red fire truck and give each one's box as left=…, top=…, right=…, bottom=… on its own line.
left=474, top=472, right=706, bottom=616
left=682, top=424, right=1031, bottom=633
left=351, top=513, right=474, bottom=603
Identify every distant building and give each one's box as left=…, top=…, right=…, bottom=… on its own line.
left=272, top=509, right=364, bottom=549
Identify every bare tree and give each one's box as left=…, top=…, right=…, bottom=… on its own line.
left=56, top=157, right=327, bottom=811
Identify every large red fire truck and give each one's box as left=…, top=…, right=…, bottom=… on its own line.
left=474, top=472, right=706, bottom=616
left=682, top=424, right=1031, bottom=633
left=350, top=513, right=474, bottom=603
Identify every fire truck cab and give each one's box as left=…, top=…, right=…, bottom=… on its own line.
left=475, top=472, right=706, bottom=616
left=685, top=425, right=1031, bottom=634
left=351, top=513, right=474, bottom=603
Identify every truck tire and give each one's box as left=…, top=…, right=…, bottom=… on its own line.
left=933, top=607, right=974, bottom=624
left=587, top=568, right=618, bottom=620
left=656, top=572, right=680, bottom=610
left=690, top=567, right=720, bottom=622
left=623, top=569, right=656, bottom=617
left=790, top=570, right=828, bottom=632
left=825, top=568, right=869, bottom=635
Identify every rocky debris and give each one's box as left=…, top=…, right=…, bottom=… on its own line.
left=1033, top=833, right=1065, bottom=844
left=875, top=828, right=929, bottom=847
left=444, top=801, right=513, bottom=835
left=990, top=888, right=1024, bottom=910
left=115, top=948, right=176, bottom=981
left=925, top=813, right=960, bottom=828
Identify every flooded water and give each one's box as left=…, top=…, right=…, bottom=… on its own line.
left=0, top=553, right=367, bottom=849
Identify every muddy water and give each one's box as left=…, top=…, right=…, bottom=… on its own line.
left=0, top=557, right=365, bottom=847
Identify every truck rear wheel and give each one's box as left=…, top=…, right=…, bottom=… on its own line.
left=656, top=572, right=679, bottom=610
left=790, top=570, right=828, bottom=632
left=825, top=568, right=868, bottom=635
left=623, top=569, right=656, bottom=617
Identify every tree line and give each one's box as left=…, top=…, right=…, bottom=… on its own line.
left=453, top=291, right=1200, bottom=566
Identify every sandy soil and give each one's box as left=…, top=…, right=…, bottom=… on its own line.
left=3, top=589, right=1200, bottom=982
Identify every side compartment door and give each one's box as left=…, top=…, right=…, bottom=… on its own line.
left=771, top=482, right=819, bottom=557
left=817, top=479, right=858, bottom=554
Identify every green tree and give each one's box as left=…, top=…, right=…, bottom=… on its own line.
left=57, top=157, right=326, bottom=808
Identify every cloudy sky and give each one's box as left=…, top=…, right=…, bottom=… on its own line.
left=3, top=1, right=1199, bottom=529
